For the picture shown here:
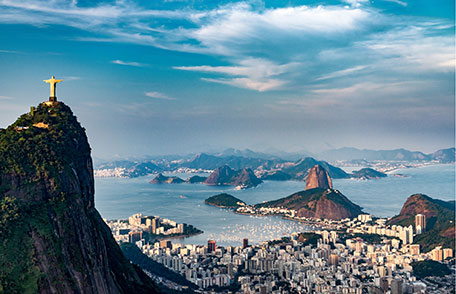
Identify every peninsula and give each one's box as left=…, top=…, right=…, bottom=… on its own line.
left=234, top=165, right=363, bottom=221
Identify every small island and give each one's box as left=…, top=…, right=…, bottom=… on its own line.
left=186, top=175, right=207, bottom=183
left=149, top=173, right=185, bottom=184
left=204, top=165, right=263, bottom=189
left=350, top=168, right=387, bottom=179
left=205, top=193, right=247, bottom=209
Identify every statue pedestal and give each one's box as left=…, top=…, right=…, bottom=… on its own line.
left=44, top=100, right=59, bottom=107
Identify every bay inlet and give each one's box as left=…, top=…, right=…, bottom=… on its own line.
left=95, top=164, right=455, bottom=246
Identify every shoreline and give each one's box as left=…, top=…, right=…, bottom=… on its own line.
left=204, top=202, right=240, bottom=209
left=153, top=230, right=204, bottom=241
left=232, top=210, right=335, bottom=230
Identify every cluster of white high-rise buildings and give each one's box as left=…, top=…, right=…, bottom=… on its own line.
left=137, top=214, right=454, bottom=293
left=105, top=213, right=184, bottom=244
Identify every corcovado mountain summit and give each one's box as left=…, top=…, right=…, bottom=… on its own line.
left=0, top=78, right=159, bottom=294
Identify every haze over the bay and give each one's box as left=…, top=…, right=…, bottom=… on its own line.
left=0, top=0, right=454, bottom=158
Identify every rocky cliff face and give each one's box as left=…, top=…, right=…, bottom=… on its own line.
left=0, top=102, right=158, bottom=294
left=305, top=165, right=333, bottom=190
left=256, top=188, right=363, bottom=220
left=204, top=165, right=262, bottom=188
left=388, top=194, right=446, bottom=224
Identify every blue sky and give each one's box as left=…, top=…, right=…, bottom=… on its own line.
left=0, top=0, right=454, bottom=158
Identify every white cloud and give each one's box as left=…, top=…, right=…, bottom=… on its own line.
left=111, top=60, right=146, bottom=67
left=0, top=1, right=374, bottom=54
left=342, top=0, right=370, bottom=8
left=359, top=26, right=455, bottom=72
left=0, top=49, right=22, bottom=54
left=145, top=91, right=176, bottom=100
left=0, top=0, right=452, bottom=92
left=0, top=95, right=12, bottom=99
left=175, top=58, right=300, bottom=91
left=202, top=77, right=286, bottom=92
left=381, top=0, right=408, bottom=7
left=186, top=3, right=373, bottom=56
left=315, top=65, right=367, bottom=81
left=61, top=76, right=80, bottom=81
left=269, top=79, right=446, bottom=119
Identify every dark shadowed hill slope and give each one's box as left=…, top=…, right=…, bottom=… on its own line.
left=204, top=165, right=262, bottom=188
left=0, top=102, right=159, bottom=294
left=388, top=194, right=455, bottom=252
left=282, top=157, right=349, bottom=181
left=430, top=148, right=455, bottom=163
left=260, top=170, right=293, bottom=181
left=120, top=243, right=197, bottom=293
left=149, top=173, right=185, bottom=184
left=205, top=193, right=246, bottom=208
left=350, top=168, right=387, bottom=179
left=255, top=188, right=363, bottom=220
left=186, top=175, right=207, bottom=183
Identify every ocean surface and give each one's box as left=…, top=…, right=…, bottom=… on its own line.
left=95, top=164, right=455, bottom=246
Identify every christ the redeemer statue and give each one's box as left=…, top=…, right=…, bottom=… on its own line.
left=44, top=76, right=63, bottom=102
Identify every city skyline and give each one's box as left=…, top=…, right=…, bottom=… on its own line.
left=0, top=0, right=454, bottom=158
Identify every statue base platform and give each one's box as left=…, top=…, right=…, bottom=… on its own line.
left=44, top=99, right=59, bottom=107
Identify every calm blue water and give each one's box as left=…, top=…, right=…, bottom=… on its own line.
left=95, top=164, right=455, bottom=246
left=334, top=164, right=455, bottom=217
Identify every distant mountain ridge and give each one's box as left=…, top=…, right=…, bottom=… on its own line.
left=93, top=147, right=454, bottom=179
left=280, top=157, right=349, bottom=181
left=182, top=153, right=281, bottom=170
left=318, top=147, right=455, bottom=162
left=216, top=148, right=283, bottom=160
